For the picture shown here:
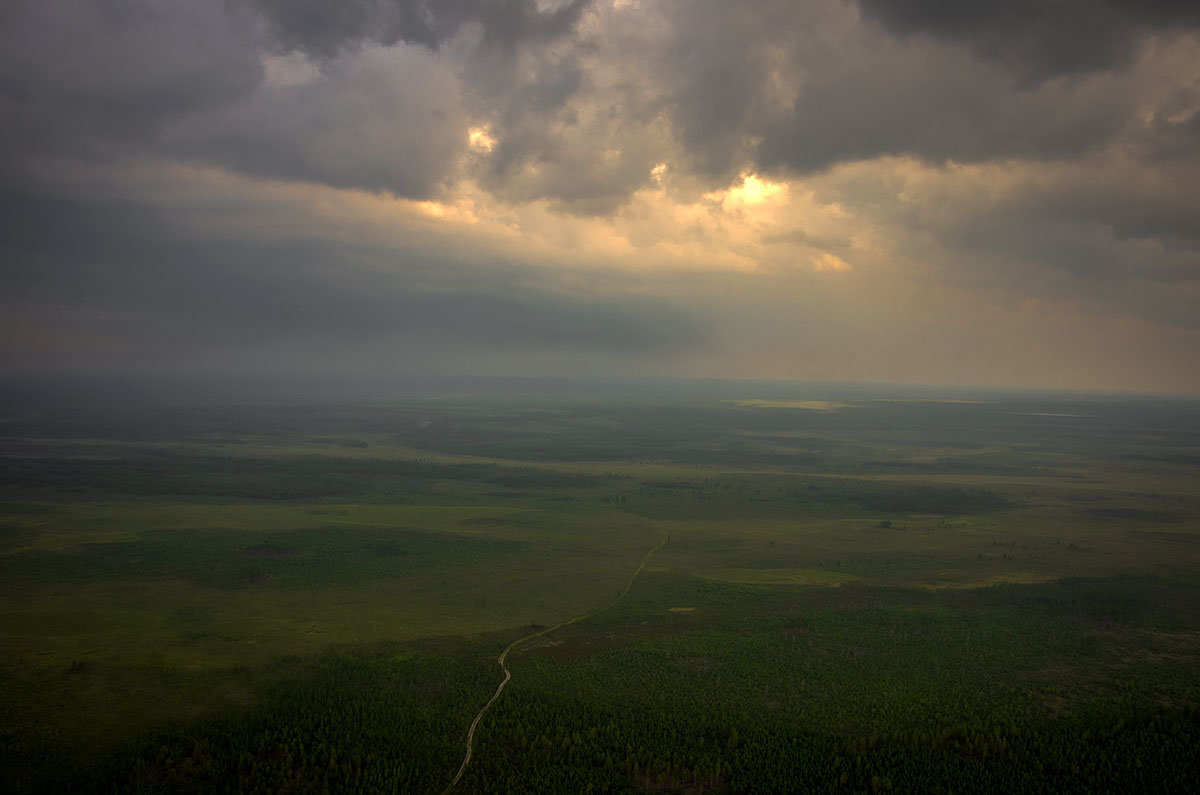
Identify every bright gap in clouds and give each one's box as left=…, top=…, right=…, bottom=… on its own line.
left=468, top=126, right=496, bottom=152
left=730, top=174, right=785, bottom=205
left=706, top=173, right=788, bottom=209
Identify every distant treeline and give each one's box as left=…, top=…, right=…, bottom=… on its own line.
left=0, top=525, right=524, bottom=592
left=0, top=455, right=620, bottom=502
left=621, top=476, right=1010, bottom=519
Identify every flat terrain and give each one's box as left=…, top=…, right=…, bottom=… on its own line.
left=1, top=378, right=1198, bottom=792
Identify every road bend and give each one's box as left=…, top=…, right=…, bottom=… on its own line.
left=443, top=532, right=668, bottom=793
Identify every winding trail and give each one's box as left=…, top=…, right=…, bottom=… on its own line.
left=443, top=532, right=668, bottom=793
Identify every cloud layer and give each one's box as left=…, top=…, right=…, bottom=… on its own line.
left=2, top=0, right=1198, bottom=391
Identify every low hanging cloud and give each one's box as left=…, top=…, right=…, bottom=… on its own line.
left=0, top=174, right=705, bottom=373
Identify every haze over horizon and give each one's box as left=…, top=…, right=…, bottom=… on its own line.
left=3, top=1, right=1200, bottom=394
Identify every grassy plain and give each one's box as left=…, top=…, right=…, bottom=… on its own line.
left=1, top=378, right=1198, bottom=791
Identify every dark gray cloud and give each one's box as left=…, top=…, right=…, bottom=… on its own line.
left=0, top=184, right=704, bottom=371
left=855, top=0, right=1200, bottom=82
left=172, top=45, right=467, bottom=198
left=468, top=53, right=667, bottom=214
left=1142, top=101, right=1200, bottom=163
left=4, top=0, right=1195, bottom=200
left=1047, top=162, right=1200, bottom=253
left=655, top=0, right=800, bottom=180
left=647, top=0, right=1152, bottom=180
left=750, top=36, right=1136, bottom=173
left=0, top=0, right=262, bottom=163
left=251, top=0, right=592, bottom=57
left=0, top=0, right=594, bottom=199
left=250, top=0, right=441, bottom=55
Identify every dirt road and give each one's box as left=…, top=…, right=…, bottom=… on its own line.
left=443, top=532, right=668, bottom=792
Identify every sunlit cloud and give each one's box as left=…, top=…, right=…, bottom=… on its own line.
left=704, top=173, right=789, bottom=212
left=811, top=252, right=853, bottom=272
left=726, top=173, right=787, bottom=206
left=468, top=126, right=496, bottom=153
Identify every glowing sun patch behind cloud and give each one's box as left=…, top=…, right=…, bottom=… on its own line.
left=468, top=126, right=496, bottom=152
left=725, top=173, right=786, bottom=206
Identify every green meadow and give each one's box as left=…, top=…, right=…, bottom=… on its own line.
left=1, top=384, right=1198, bottom=791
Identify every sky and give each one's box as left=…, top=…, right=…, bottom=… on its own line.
left=2, top=0, right=1199, bottom=393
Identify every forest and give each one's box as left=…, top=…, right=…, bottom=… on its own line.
left=1, top=377, right=1198, bottom=792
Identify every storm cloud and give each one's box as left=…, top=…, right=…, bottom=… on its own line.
left=0, top=178, right=702, bottom=372
left=252, top=0, right=593, bottom=57
left=1, top=0, right=1198, bottom=391
left=855, top=0, right=1200, bottom=81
